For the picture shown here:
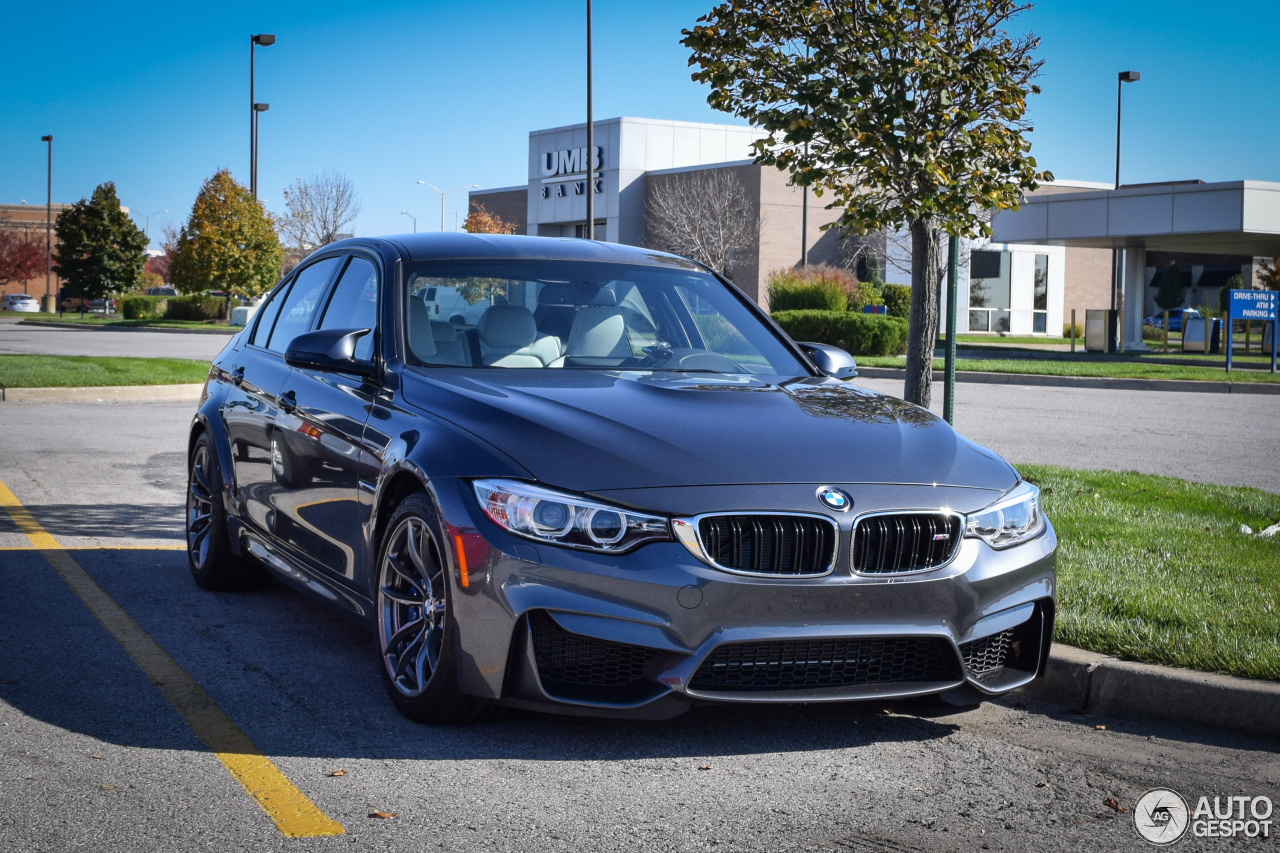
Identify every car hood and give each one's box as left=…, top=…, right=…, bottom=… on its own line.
left=400, top=369, right=1017, bottom=494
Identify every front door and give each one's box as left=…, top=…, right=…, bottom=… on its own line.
left=268, top=254, right=382, bottom=585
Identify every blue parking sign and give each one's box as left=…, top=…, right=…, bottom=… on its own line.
left=1226, top=289, right=1278, bottom=373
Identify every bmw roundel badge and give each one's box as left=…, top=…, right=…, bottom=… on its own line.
left=817, top=486, right=853, bottom=512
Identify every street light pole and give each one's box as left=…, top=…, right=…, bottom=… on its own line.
left=417, top=182, right=478, bottom=231
left=1111, top=70, right=1140, bottom=353
left=144, top=209, right=168, bottom=244
left=584, top=0, right=594, bottom=240
left=41, top=135, right=52, bottom=299
left=250, top=34, right=275, bottom=199
left=401, top=210, right=417, bottom=233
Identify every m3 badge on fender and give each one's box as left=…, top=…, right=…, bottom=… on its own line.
left=817, top=486, right=853, bottom=512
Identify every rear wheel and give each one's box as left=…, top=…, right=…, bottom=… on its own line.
left=376, top=492, right=491, bottom=724
left=187, top=432, right=269, bottom=591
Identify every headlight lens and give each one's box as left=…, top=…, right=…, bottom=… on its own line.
left=964, top=481, right=1045, bottom=549
left=473, top=479, right=670, bottom=553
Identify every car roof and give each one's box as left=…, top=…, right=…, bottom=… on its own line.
left=322, top=233, right=706, bottom=271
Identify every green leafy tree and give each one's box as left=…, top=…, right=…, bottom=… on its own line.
left=51, top=182, right=147, bottom=299
left=170, top=169, right=283, bottom=304
left=683, top=0, right=1051, bottom=405
left=1154, top=262, right=1186, bottom=312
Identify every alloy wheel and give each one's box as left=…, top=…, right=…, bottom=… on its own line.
left=377, top=516, right=447, bottom=698
left=187, top=443, right=215, bottom=570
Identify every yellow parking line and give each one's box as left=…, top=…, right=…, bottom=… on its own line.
left=0, top=544, right=187, bottom=551
left=0, top=478, right=344, bottom=838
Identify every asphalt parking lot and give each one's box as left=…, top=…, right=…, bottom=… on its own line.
left=1, top=398, right=1278, bottom=851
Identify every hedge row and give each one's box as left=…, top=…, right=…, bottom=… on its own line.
left=120, top=295, right=169, bottom=320
left=164, top=294, right=225, bottom=321
left=772, top=310, right=909, bottom=357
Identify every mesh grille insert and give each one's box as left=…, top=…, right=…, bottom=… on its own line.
left=851, top=513, right=962, bottom=574
left=530, top=611, right=659, bottom=689
left=960, top=626, right=1022, bottom=680
left=698, top=515, right=835, bottom=576
left=690, top=636, right=956, bottom=691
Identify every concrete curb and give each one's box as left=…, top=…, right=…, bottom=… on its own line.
left=18, top=320, right=236, bottom=336
left=1017, top=644, right=1280, bottom=739
left=856, top=366, right=1280, bottom=395
left=0, top=384, right=204, bottom=403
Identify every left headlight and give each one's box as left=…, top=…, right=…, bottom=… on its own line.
left=964, top=480, right=1045, bottom=549
left=472, top=479, right=671, bottom=553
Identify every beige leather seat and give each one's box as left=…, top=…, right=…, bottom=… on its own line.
left=476, top=304, right=561, bottom=367
left=429, top=320, right=470, bottom=366
left=407, top=298, right=438, bottom=361
left=553, top=288, right=632, bottom=365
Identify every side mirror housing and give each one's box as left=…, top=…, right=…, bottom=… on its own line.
left=284, top=328, right=375, bottom=377
left=797, top=341, right=858, bottom=379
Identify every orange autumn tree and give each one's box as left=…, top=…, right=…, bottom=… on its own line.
left=463, top=205, right=517, bottom=235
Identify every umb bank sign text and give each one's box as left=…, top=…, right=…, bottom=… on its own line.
left=540, top=146, right=605, bottom=199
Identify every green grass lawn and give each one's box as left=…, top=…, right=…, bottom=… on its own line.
left=858, top=355, right=1280, bottom=383
left=953, top=334, right=1072, bottom=346
left=0, top=355, right=210, bottom=388
left=17, top=315, right=236, bottom=332
left=1020, top=465, right=1280, bottom=681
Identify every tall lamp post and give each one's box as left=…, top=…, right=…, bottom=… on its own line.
left=250, top=33, right=275, bottom=199
left=144, top=209, right=168, bottom=244
left=401, top=210, right=417, bottom=233
left=584, top=0, right=594, bottom=240
left=1111, top=70, right=1140, bottom=352
left=416, top=182, right=478, bottom=231
left=41, top=135, right=52, bottom=299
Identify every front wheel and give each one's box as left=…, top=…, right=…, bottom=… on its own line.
left=375, top=492, right=491, bottom=724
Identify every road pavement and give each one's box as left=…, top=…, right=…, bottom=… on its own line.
left=0, top=323, right=231, bottom=361
left=0, top=398, right=1277, bottom=851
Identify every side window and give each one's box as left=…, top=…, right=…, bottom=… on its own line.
left=250, top=280, right=290, bottom=349
left=317, top=256, right=379, bottom=362
left=266, top=256, right=341, bottom=353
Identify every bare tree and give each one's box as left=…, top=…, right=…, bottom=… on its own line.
left=278, top=171, right=363, bottom=253
left=646, top=169, right=759, bottom=278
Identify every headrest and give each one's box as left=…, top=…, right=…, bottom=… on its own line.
left=538, top=284, right=580, bottom=306
left=477, top=303, right=537, bottom=349
left=430, top=319, right=457, bottom=343
left=407, top=298, right=437, bottom=357
left=448, top=314, right=466, bottom=326
left=591, top=287, right=618, bottom=307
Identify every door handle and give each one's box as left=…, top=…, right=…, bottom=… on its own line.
left=231, top=365, right=245, bottom=387
left=278, top=390, right=297, bottom=414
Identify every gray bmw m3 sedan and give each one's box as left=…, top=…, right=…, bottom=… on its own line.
left=187, top=233, right=1055, bottom=723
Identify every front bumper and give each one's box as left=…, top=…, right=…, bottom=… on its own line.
left=434, top=479, right=1057, bottom=718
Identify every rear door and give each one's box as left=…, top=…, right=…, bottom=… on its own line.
left=270, top=252, right=383, bottom=585
left=224, top=255, right=342, bottom=534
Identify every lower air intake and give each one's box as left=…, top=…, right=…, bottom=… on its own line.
left=529, top=610, right=659, bottom=689
left=690, top=636, right=956, bottom=692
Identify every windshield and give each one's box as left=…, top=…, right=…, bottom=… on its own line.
left=402, top=260, right=806, bottom=375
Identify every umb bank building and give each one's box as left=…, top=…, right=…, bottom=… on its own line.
left=470, top=116, right=1130, bottom=334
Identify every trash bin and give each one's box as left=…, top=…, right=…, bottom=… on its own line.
left=1084, top=309, right=1114, bottom=352
left=1182, top=317, right=1221, bottom=353
left=229, top=305, right=258, bottom=327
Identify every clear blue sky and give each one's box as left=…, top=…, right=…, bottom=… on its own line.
left=3, top=0, right=1277, bottom=248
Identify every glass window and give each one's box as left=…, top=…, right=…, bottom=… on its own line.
left=267, top=256, right=341, bottom=353
left=1034, top=254, right=1049, bottom=311
left=403, top=259, right=806, bottom=375
left=318, top=256, right=379, bottom=362
left=969, top=250, right=1010, bottom=311
left=968, top=310, right=990, bottom=332
left=250, top=280, right=289, bottom=349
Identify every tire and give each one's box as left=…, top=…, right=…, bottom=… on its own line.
left=375, top=491, right=492, bottom=724
left=186, top=431, right=270, bottom=591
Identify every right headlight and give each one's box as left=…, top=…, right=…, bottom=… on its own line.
left=472, top=479, right=670, bottom=553
left=965, top=480, right=1045, bottom=549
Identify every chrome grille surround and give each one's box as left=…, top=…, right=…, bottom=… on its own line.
left=676, top=512, right=839, bottom=578
left=849, top=510, right=965, bottom=576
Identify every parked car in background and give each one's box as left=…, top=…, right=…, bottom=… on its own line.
left=2, top=293, right=40, bottom=313
left=146, top=285, right=178, bottom=296
left=187, top=234, right=1056, bottom=724
left=1144, top=308, right=1200, bottom=332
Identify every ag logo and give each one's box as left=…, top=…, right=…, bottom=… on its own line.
left=1135, top=788, right=1189, bottom=845
left=817, top=486, right=853, bottom=512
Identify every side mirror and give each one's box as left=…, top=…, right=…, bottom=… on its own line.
left=797, top=341, right=858, bottom=379
left=284, top=328, right=375, bottom=377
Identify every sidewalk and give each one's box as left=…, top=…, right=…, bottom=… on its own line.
left=0, top=384, right=204, bottom=403
left=857, top=366, right=1280, bottom=395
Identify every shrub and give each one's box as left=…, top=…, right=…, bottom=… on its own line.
left=771, top=310, right=909, bottom=356
left=767, top=274, right=846, bottom=312
left=1141, top=323, right=1163, bottom=342
left=881, top=283, right=911, bottom=318
left=165, top=294, right=224, bottom=321
left=120, top=295, right=168, bottom=320
left=1062, top=320, right=1084, bottom=339
left=848, top=281, right=884, bottom=313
